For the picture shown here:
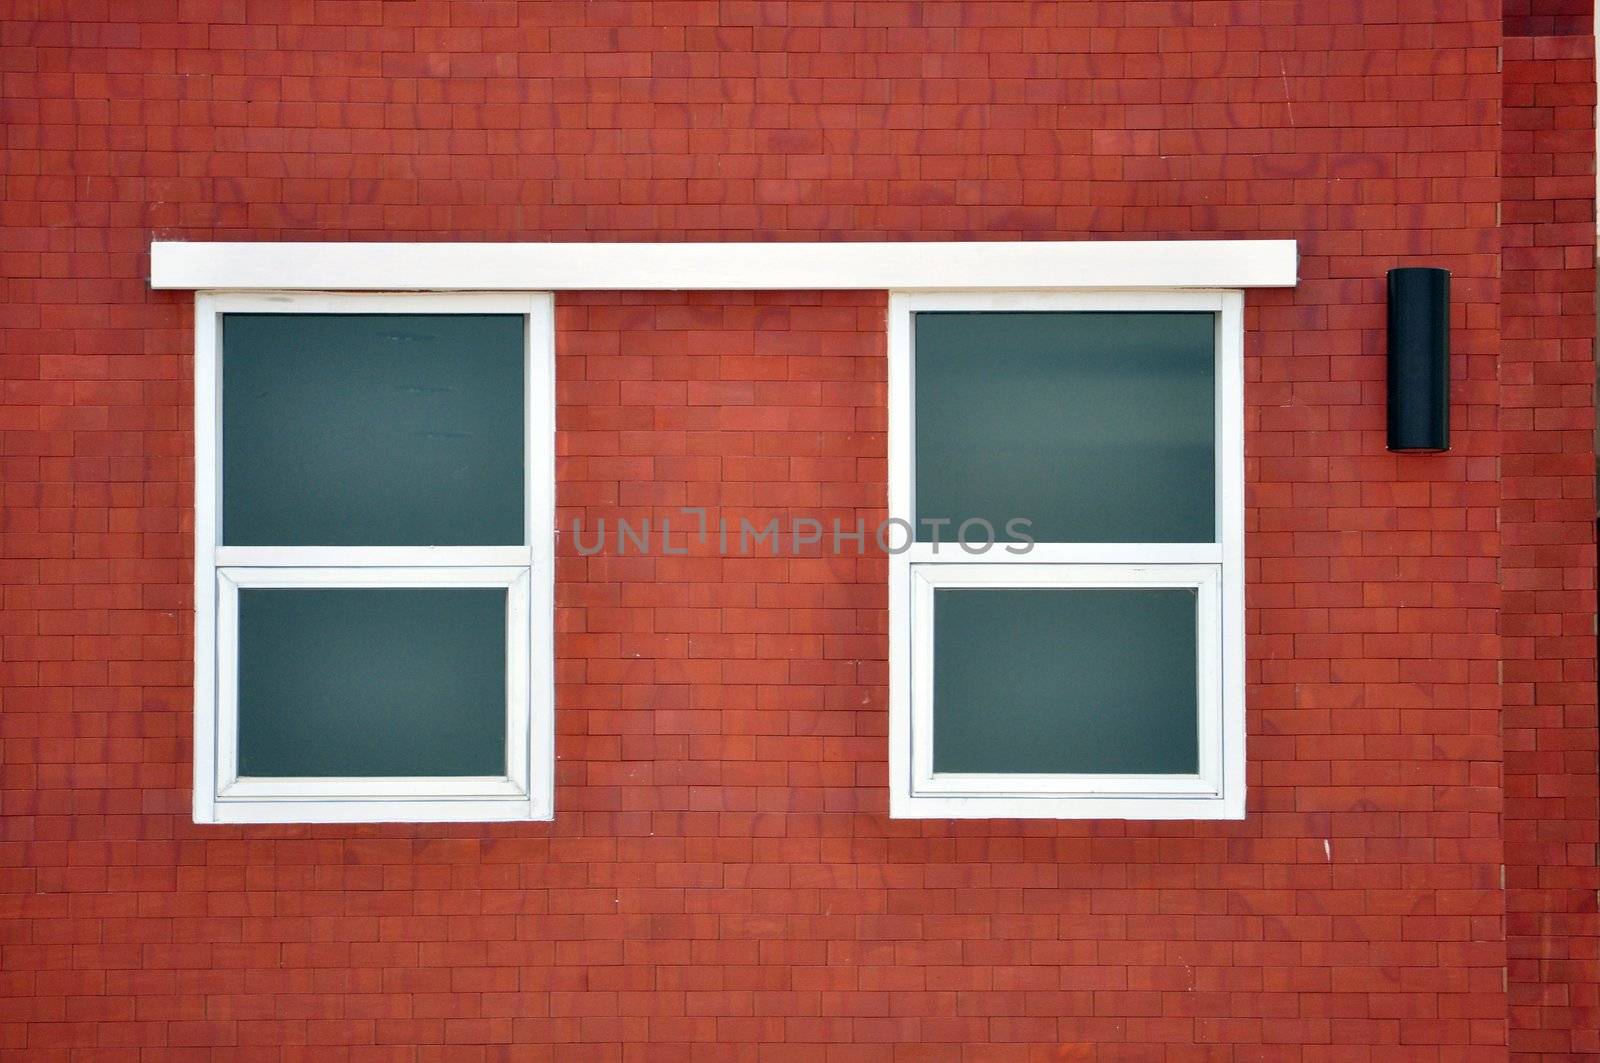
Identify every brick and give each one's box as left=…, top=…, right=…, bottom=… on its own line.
left=0, top=3, right=1595, bottom=1061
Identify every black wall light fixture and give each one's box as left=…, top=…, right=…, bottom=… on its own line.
left=1386, top=266, right=1451, bottom=453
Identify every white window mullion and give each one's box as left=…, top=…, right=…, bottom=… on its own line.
left=897, top=543, right=1224, bottom=566
left=215, top=546, right=535, bottom=568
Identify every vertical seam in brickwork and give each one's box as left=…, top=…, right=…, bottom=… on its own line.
left=1501, top=28, right=1600, bottom=1063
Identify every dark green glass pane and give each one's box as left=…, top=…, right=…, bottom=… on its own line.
left=932, top=587, right=1199, bottom=775
left=222, top=313, right=524, bottom=546
left=237, top=588, right=507, bottom=777
left=914, top=312, right=1215, bottom=543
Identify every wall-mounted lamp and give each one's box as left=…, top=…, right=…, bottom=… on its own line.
left=1386, top=267, right=1451, bottom=453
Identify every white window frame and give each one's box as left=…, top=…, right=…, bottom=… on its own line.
left=193, top=291, right=555, bottom=824
left=887, top=290, right=1246, bottom=820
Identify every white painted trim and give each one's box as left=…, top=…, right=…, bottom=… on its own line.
left=216, top=546, right=534, bottom=567
left=524, top=291, right=557, bottom=825
left=151, top=240, right=1298, bottom=292
left=213, top=563, right=530, bottom=587
left=894, top=290, right=1234, bottom=313
left=207, top=797, right=544, bottom=825
left=221, top=777, right=528, bottom=799
left=192, top=290, right=540, bottom=314
left=895, top=791, right=1244, bottom=821
left=1215, top=292, right=1247, bottom=819
left=886, top=290, right=1247, bottom=821
left=192, top=292, right=220, bottom=825
left=897, top=543, right=1223, bottom=566
left=885, top=293, right=913, bottom=826
left=192, top=290, right=556, bottom=825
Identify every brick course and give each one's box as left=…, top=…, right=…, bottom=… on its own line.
left=0, top=1, right=1594, bottom=1059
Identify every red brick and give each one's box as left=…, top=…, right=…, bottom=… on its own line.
left=0, top=3, right=1594, bottom=1061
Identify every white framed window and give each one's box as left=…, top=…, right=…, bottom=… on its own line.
left=887, top=290, right=1245, bottom=819
left=193, top=291, right=554, bottom=824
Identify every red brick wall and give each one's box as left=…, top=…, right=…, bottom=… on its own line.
left=0, top=2, right=1590, bottom=1059
left=1501, top=30, right=1600, bottom=1061
left=1505, top=0, right=1593, bottom=37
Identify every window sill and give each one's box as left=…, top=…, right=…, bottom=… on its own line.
left=200, top=793, right=550, bottom=825
left=890, top=790, right=1245, bottom=821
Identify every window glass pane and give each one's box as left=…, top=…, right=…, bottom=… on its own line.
left=237, top=587, right=508, bottom=777
left=914, top=312, right=1215, bottom=543
left=222, top=313, right=525, bottom=546
left=932, top=587, right=1199, bottom=775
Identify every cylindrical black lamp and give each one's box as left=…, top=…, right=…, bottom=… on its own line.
left=1386, top=267, right=1450, bottom=453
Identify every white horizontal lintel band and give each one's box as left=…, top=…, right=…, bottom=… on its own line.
left=150, top=239, right=1298, bottom=292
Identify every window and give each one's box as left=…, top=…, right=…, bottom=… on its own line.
left=193, top=293, right=554, bottom=823
left=888, top=291, right=1245, bottom=819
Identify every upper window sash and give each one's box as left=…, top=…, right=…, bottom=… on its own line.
left=889, top=290, right=1243, bottom=565
left=196, top=291, right=552, bottom=569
